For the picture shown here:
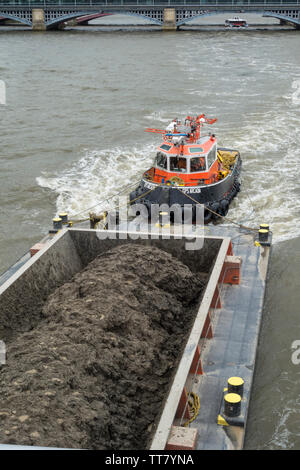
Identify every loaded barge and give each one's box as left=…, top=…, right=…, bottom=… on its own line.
left=0, top=218, right=272, bottom=450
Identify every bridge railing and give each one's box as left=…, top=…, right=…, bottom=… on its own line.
left=0, top=0, right=299, bottom=6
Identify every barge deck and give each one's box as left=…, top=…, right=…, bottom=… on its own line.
left=0, top=223, right=271, bottom=450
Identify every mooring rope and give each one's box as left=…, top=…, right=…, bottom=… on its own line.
left=68, top=177, right=259, bottom=234
left=69, top=178, right=145, bottom=220
left=174, top=187, right=259, bottom=233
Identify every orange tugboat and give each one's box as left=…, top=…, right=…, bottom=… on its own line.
left=130, top=114, right=242, bottom=223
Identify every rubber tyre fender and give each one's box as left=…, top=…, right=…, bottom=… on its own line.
left=220, top=199, right=229, bottom=216
left=235, top=182, right=241, bottom=193
left=210, top=202, right=220, bottom=220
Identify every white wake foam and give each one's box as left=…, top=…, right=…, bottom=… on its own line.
left=37, top=144, right=155, bottom=218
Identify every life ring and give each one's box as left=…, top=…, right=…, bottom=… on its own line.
left=210, top=202, right=220, bottom=220
left=219, top=199, right=229, bottom=216
left=168, top=176, right=185, bottom=186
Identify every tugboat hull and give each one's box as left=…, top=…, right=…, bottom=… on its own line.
left=130, top=155, right=242, bottom=223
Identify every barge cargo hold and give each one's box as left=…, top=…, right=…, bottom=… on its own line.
left=0, top=224, right=271, bottom=450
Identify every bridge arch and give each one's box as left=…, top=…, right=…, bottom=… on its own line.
left=176, top=10, right=263, bottom=26
left=76, top=13, right=113, bottom=25
left=46, top=10, right=163, bottom=29
left=176, top=9, right=300, bottom=27
left=0, top=12, right=31, bottom=27
left=86, top=11, right=163, bottom=25
left=263, top=11, right=300, bottom=27
left=46, top=11, right=99, bottom=29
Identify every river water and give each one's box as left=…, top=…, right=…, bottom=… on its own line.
left=0, top=16, right=300, bottom=449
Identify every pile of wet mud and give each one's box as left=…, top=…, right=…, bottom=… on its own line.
left=0, top=244, right=208, bottom=449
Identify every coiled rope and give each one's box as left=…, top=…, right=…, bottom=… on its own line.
left=184, top=392, right=200, bottom=427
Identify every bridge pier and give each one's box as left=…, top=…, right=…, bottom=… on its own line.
left=65, top=19, right=78, bottom=26
left=163, top=8, right=177, bottom=31
left=32, top=8, right=46, bottom=31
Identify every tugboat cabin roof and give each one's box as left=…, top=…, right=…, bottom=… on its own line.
left=158, top=136, right=216, bottom=156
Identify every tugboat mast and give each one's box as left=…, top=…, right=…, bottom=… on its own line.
left=145, top=114, right=217, bottom=145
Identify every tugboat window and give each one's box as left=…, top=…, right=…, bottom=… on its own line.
left=170, top=156, right=187, bottom=172
left=190, top=157, right=206, bottom=172
left=189, top=147, right=204, bottom=153
left=155, top=152, right=167, bottom=169
left=207, top=147, right=216, bottom=168
left=160, top=144, right=171, bottom=151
